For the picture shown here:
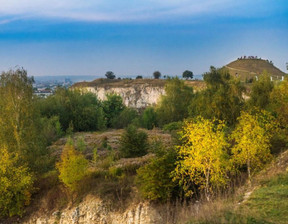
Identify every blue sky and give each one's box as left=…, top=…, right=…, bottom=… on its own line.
left=0, top=0, right=287, bottom=77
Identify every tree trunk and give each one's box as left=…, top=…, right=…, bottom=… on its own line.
left=247, top=159, right=251, bottom=186
left=205, top=169, right=210, bottom=201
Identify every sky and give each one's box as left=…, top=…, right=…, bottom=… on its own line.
left=0, top=0, right=287, bottom=77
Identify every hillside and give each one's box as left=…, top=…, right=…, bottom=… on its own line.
left=225, top=58, right=286, bottom=81
left=5, top=129, right=288, bottom=224
left=6, top=129, right=174, bottom=224
left=188, top=150, right=288, bottom=224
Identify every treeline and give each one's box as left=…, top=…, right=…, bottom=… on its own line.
left=1, top=66, right=288, bottom=217
left=135, top=66, right=287, bottom=202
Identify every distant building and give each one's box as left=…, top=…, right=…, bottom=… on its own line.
left=34, top=89, right=53, bottom=98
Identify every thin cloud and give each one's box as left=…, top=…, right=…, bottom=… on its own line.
left=0, top=0, right=273, bottom=23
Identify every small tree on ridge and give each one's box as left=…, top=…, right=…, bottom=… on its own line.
left=153, top=71, right=161, bottom=79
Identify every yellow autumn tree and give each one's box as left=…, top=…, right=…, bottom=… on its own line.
left=0, top=147, right=33, bottom=217
left=270, top=79, right=288, bottom=128
left=230, top=110, right=277, bottom=183
left=56, top=142, right=88, bottom=191
left=173, top=117, right=230, bottom=200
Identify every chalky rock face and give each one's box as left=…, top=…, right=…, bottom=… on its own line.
left=84, top=85, right=165, bottom=109
left=23, top=195, right=164, bottom=224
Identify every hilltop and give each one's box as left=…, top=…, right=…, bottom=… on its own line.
left=225, top=58, right=286, bottom=81
left=73, top=78, right=205, bottom=89
left=73, top=78, right=166, bottom=88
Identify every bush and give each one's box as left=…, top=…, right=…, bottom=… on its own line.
left=156, top=77, right=194, bottom=126
left=103, top=94, right=125, bottom=128
left=112, top=107, right=138, bottom=129
left=119, top=125, right=149, bottom=158
left=41, top=116, right=63, bottom=144
left=37, top=88, right=106, bottom=132
left=0, top=147, right=34, bottom=217
left=189, top=67, right=244, bottom=126
left=56, top=142, right=88, bottom=191
left=136, top=148, right=177, bottom=201
left=140, top=107, right=158, bottom=130
left=163, top=121, right=183, bottom=132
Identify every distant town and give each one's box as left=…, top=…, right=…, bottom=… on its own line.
left=33, top=75, right=97, bottom=97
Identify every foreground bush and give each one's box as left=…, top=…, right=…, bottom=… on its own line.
left=136, top=147, right=177, bottom=201
left=119, top=125, right=148, bottom=158
left=140, top=107, right=158, bottom=130
left=56, top=142, right=88, bottom=191
left=0, top=147, right=33, bottom=217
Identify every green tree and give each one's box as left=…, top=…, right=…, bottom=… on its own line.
left=182, top=70, right=193, bottom=80
left=0, top=147, right=33, bottom=217
left=248, top=72, right=273, bottom=110
left=105, top=71, right=116, bottom=79
left=56, top=142, right=88, bottom=191
left=270, top=79, right=288, bottom=128
left=41, top=116, right=63, bottom=145
left=38, top=88, right=106, bottom=132
left=0, top=68, right=48, bottom=172
left=119, top=125, right=148, bottom=158
left=230, top=111, right=276, bottom=183
left=103, top=94, right=125, bottom=128
left=172, top=117, right=229, bottom=200
left=189, top=66, right=244, bottom=126
left=0, top=69, right=35, bottom=153
left=157, top=77, right=194, bottom=126
left=140, top=107, right=158, bottom=130
left=112, top=107, right=138, bottom=129
left=153, top=71, right=161, bottom=79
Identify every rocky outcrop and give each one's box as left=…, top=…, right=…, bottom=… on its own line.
left=23, top=195, right=164, bottom=224
left=73, top=78, right=205, bottom=109
left=83, top=85, right=165, bottom=109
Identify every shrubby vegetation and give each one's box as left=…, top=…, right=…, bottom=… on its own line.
left=189, top=66, right=244, bottom=126
left=0, top=68, right=49, bottom=173
left=156, top=77, right=194, bottom=126
left=136, top=146, right=177, bottom=201
left=248, top=72, right=273, bottom=110
left=1, top=65, right=288, bottom=219
left=0, top=69, right=48, bottom=216
left=140, top=107, right=158, bottom=130
left=37, top=88, right=106, bottom=132
left=0, top=147, right=33, bottom=217
left=102, top=94, right=125, bottom=128
left=119, top=125, right=149, bottom=158
left=56, top=141, right=88, bottom=191
left=111, top=107, right=138, bottom=129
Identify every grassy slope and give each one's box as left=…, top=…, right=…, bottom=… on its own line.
left=188, top=150, right=288, bottom=224
left=244, top=172, right=288, bottom=224
left=225, top=59, right=286, bottom=81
